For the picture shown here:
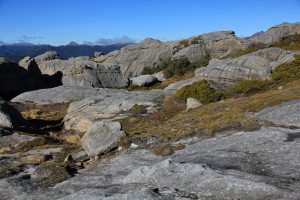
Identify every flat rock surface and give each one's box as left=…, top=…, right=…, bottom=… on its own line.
left=254, top=99, right=300, bottom=127
left=12, top=86, right=124, bottom=104
left=1, top=127, right=299, bottom=199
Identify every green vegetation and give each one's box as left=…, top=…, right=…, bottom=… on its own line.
left=118, top=80, right=300, bottom=142
left=272, top=34, right=300, bottom=51
left=176, top=55, right=300, bottom=101
left=225, top=79, right=271, bottom=97
left=191, top=35, right=202, bottom=44
left=179, top=39, right=189, bottom=47
left=141, top=53, right=211, bottom=80
left=175, top=80, right=223, bottom=103
left=272, top=55, right=300, bottom=85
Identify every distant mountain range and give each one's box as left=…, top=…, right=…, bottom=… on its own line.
left=0, top=41, right=131, bottom=62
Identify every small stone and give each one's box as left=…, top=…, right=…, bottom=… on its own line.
left=130, top=143, right=139, bottom=149
left=278, top=86, right=283, bottom=90
left=186, top=98, right=202, bottom=111
left=64, top=155, right=73, bottom=162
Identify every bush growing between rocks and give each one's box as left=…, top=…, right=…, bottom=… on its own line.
left=191, top=35, right=202, bottom=44
left=272, top=55, right=300, bottom=85
left=175, top=80, right=223, bottom=103
left=225, top=42, right=266, bottom=59
left=272, top=34, right=300, bottom=51
left=225, top=80, right=271, bottom=97
left=179, top=39, right=189, bottom=47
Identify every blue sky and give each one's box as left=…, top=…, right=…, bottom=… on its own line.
left=0, top=0, right=299, bottom=46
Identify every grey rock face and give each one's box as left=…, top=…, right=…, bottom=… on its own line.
left=81, top=121, right=124, bottom=157
left=64, top=89, right=167, bottom=133
left=255, top=99, right=300, bottom=127
left=130, top=75, right=158, bottom=87
left=18, top=56, right=31, bottom=68
left=97, top=38, right=178, bottom=77
left=172, top=127, right=300, bottom=194
left=249, top=22, right=300, bottom=45
left=152, top=71, right=166, bottom=82
left=200, top=30, right=248, bottom=58
left=0, top=57, right=34, bottom=99
left=67, top=56, right=90, bottom=62
left=195, top=55, right=272, bottom=89
left=12, top=86, right=119, bottom=104
left=173, top=44, right=206, bottom=63
left=164, top=76, right=202, bottom=91
left=39, top=59, right=129, bottom=88
left=249, top=47, right=300, bottom=69
left=1, top=127, right=300, bottom=199
left=98, top=32, right=247, bottom=77
left=34, top=51, right=61, bottom=65
left=0, top=101, right=31, bottom=129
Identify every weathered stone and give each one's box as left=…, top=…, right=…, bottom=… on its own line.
left=97, top=38, right=178, bottom=77
left=0, top=57, right=34, bottom=99
left=173, top=44, right=206, bottom=63
left=81, top=121, right=124, bottom=157
left=130, top=75, right=158, bottom=87
left=98, top=32, right=247, bottom=77
left=255, top=99, right=300, bottom=127
left=0, top=133, right=36, bottom=153
left=64, top=89, right=167, bottom=133
left=164, top=76, right=202, bottom=91
left=195, top=55, right=272, bottom=90
left=20, top=154, right=47, bottom=164
left=11, top=86, right=119, bottom=104
left=18, top=56, right=31, bottom=68
left=186, top=98, right=202, bottom=110
left=152, top=71, right=166, bottom=82
left=94, top=52, right=103, bottom=58
left=67, top=56, right=89, bottom=62
left=249, top=47, right=300, bottom=69
left=39, top=60, right=129, bottom=88
left=0, top=101, right=32, bottom=129
left=249, top=22, right=300, bottom=45
left=34, top=51, right=61, bottom=65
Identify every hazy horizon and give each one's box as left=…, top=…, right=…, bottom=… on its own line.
left=0, top=0, right=299, bottom=46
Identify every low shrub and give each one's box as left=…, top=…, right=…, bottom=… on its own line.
left=272, top=55, right=300, bottom=85
left=179, top=39, right=189, bottom=47
left=225, top=79, right=271, bottom=97
left=272, top=34, right=300, bottom=51
left=175, top=80, right=223, bottom=103
left=191, top=35, right=202, bottom=44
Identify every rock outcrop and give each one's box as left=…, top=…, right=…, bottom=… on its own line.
left=81, top=121, right=124, bottom=157
left=12, top=86, right=119, bottom=104
left=96, top=32, right=248, bottom=77
left=0, top=101, right=31, bottom=129
left=38, top=59, right=129, bottom=88
left=64, top=89, right=168, bottom=133
left=130, top=75, right=158, bottom=87
left=95, top=38, right=178, bottom=77
left=195, top=55, right=272, bottom=90
left=34, top=51, right=61, bottom=65
left=249, top=22, right=300, bottom=45
left=0, top=57, right=34, bottom=100
left=255, top=99, right=300, bottom=127
left=249, top=47, right=300, bottom=69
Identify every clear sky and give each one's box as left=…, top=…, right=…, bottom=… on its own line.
left=0, top=0, right=299, bottom=46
